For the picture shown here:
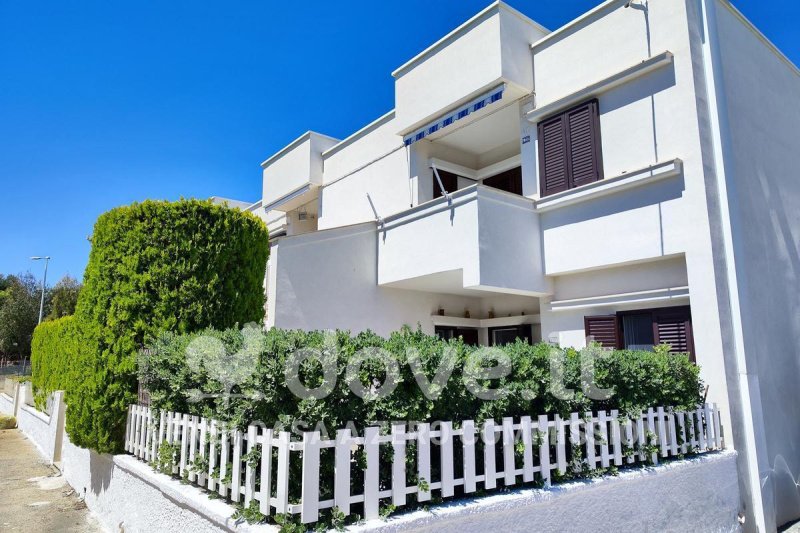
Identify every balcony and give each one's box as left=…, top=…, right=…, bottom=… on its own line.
left=261, top=131, right=339, bottom=213
left=392, top=2, right=547, bottom=138
left=377, top=185, right=550, bottom=296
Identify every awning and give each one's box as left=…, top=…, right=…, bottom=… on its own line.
left=403, top=84, right=506, bottom=147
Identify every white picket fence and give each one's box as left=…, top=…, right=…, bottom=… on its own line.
left=125, top=403, right=723, bottom=524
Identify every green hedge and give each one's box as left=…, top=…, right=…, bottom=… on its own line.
left=30, top=316, right=80, bottom=410
left=139, top=326, right=703, bottom=432
left=63, top=199, right=269, bottom=453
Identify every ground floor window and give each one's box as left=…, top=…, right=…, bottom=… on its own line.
left=434, top=326, right=478, bottom=346
left=489, top=324, right=532, bottom=346
left=584, top=306, right=695, bottom=361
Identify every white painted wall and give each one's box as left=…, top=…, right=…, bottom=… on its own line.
left=713, top=1, right=800, bottom=527
left=269, top=222, right=485, bottom=336
left=319, top=113, right=411, bottom=230
left=261, top=132, right=339, bottom=208
left=379, top=186, right=549, bottom=296
left=352, top=451, right=741, bottom=533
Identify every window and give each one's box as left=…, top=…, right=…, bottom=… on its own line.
left=433, top=169, right=459, bottom=199
left=434, top=326, right=479, bottom=346
left=584, top=306, right=695, bottom=361
left=489, top=325, right=532, bottom=346
left=538, top=99, right=603, bottom=197
left=482, top=166, right=522, bottom=195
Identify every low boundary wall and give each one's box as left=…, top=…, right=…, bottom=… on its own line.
left=2, top=389, right=743, bottom=533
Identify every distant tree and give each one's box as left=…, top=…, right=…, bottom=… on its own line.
left=0, top=273, right=42, bottom=357
left=46, top=275, right=82, bottom=320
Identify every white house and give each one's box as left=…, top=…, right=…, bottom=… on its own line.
left=218, top=1, right=800, bottom=530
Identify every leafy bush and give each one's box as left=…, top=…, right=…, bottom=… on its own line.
left=30, top=316, right=80, bottom=410
left=65, top=199, right=269, bottom=453
left=139, top=326, right=702, bottom=433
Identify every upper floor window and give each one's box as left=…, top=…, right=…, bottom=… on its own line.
left=483, top=166, right=522, bottom=196
left=538, top=99, right=603, bottom=197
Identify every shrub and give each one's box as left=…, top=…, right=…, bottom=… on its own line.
left=66, top=199, right=269, bottom=453
left=139, top=325, right=703, bottom=433
left=30, top=316, right=80, bottom=409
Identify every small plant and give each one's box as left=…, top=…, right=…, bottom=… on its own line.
left=330, top=507, right=347, bottom=531
left=417, top=477, right=430, bottom=493
left=379, top=503, right=397, bottom=521
left=273, top=513, right=305, bottom=533
left=232, top=500, right=266, bottom=524
left=155, top=441, right=179, bottom=475
left=242, top=446, right=261, bottom=469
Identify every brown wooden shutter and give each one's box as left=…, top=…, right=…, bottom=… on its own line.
left=584, top=315, right=620, bottom=349
left=653, top=306, right=695, bottom=361
left=566, top=99, right=603, bottom=188
left=538, top=115, right=569, bottom=196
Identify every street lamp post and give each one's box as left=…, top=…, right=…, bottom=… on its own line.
left=30, top=256, right=50, bottom=325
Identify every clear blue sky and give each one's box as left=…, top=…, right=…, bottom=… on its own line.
left=1, top=0, right=798, bottom=283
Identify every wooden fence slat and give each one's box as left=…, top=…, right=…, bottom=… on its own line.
left=363, top=427, right=380, bottom=521
left=462, top=420, right=477, bottom=493
left=538, top=414, right=551, bottom=484
left=610, top=410, right=622, bottom=466
left=483, top=420, right=496, bottom=490
left=585, top=412, right=596, bottom=470
left=521, top=416, right=534, bottom=482
left=502, top=417, right=516, bottom=487
left=259, top=428, right=273, bottom=515
left=440, top=421, right=455, bottom=497
left=207, top=420, right=217, bottom=492
left=274, top=431, right=290, bottom=514
left=696, top=408, right=707, bottom=451
left=624, top=418, right=635, bottom=464
left=244, top=425, right=257, bottom=506
left=179, top=414, right=190, bottom=476
left=555, top=415, right=567, bottom=474
left=646, top=408, right=658, bottom=464
left=657, top=407, right=669, bottom=458
left=417, top=423, right=431, bottom=501
left=334, top=429, right=351, bottom=516
left=188, top=416, right=199, bottom=482
left=667, top=409, right=679, bottom=456
left=301, top=431, right=321, bottom=524
left=713, top=403, right=723, bottom=449
left=197, top=418, right=208, bottom=486
left=125, top=405, right=133, bottom=452
left=636, top=413, right=646, bottom=461
left=231, top=429, right=243, bottom=502
left=391, top=423, right=407, bottom=507
left=704, top=404, right=715, bottom=450
left=598, top=411, right=610, bottom=468
left=569, top=412, right=582, bottom=472
left=676, top=411, right=688, bottom=454
left=218, top=428, right=229, bottom=497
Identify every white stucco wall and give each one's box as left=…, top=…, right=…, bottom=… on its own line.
left=713, top=1, right=800, bottom=528
left=0, top=392, right=13, bottom=415
left=351, top=451, right=741, bottom=533
left=318, top=113, right=411, bottom=231
left=269, top=222, right=486, bottom=336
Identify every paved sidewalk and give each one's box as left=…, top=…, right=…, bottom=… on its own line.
left=0, top=428, right=102, bottom=532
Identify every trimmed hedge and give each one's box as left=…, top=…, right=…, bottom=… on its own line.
left=62, top=199, right=269, bottom=453
left=139, top=326, right=703, bottom=433
left=30, top=316, right=80, bottom=410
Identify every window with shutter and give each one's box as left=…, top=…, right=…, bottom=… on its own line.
left=538, top=99, right=603, bottom=197
left=653, top=307, right=695, bottom=361
left=586, top=306, right=695, bottom=362
left=584, top=315, right=620, bottom=349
